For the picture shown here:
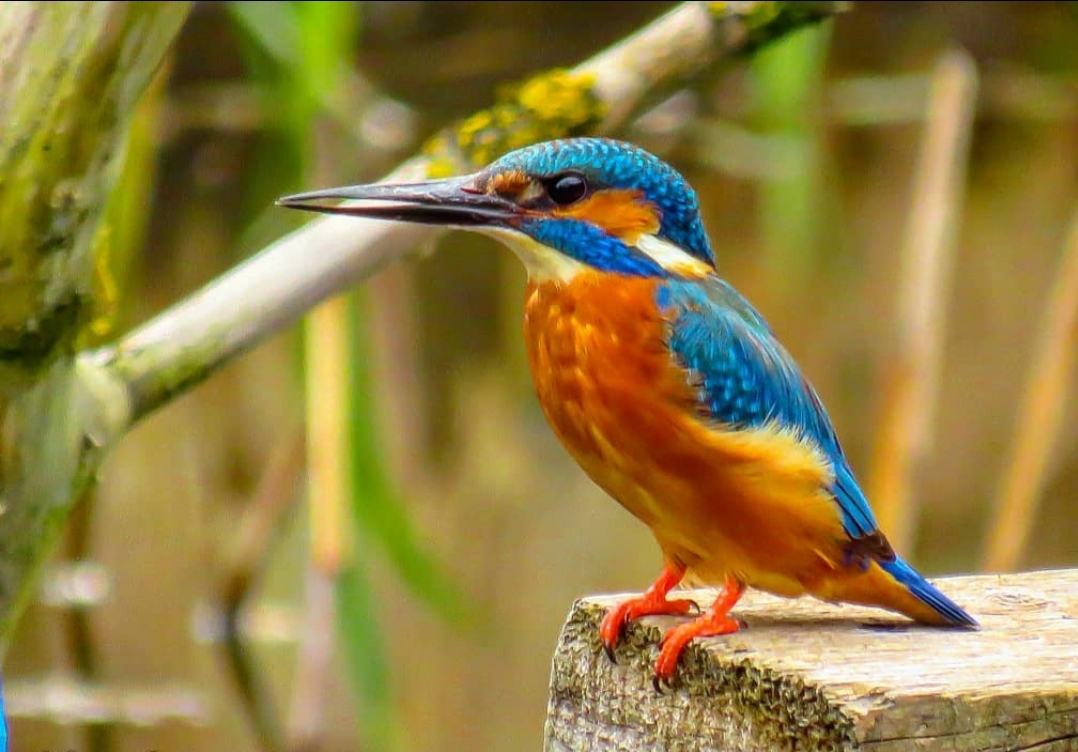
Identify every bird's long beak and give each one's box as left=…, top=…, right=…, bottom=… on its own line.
left=276, top=173, right=521, bottom=227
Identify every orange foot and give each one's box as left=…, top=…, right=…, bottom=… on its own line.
left=653, top=575, right=746, bottom=691
left=599, top=562, right=696, bottom=662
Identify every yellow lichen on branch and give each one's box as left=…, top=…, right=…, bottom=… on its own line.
left=423, top=70, right=607, bottom=177
left=421, top=2, right=847, bottom=180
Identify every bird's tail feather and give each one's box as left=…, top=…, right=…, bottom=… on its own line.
left=817, top=556, right=979, bottom=628
left=877, top=556, right=978, bottom=627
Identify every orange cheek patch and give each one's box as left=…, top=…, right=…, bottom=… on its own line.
left=554, top=189, right=661, bottom=244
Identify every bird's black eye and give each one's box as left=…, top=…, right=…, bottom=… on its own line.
left=544, top=172, right=589, bottom=206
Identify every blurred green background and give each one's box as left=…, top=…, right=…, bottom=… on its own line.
left=5, top=2, right=1078, bottom=751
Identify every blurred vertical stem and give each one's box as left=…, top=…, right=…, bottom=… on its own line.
left=294, top=3, right=402, bottom=748
left=229, top=2, right=456, bottom=748
left=869, top=50, right=978, bottom=553
left=982, top=207, right=1078, bottom=573
left=751, top=20, right=832, bottom=301
left=304, top=296, right=354, bottom=575
left=220, top=430, right=306, bottom=752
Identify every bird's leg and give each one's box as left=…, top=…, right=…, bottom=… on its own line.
left=653, top=574, right=745, bottom=688
left=599, top=561, right=697, bottom=662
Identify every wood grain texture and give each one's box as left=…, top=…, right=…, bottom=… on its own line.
left=545, top=569, right=1078, bottom=752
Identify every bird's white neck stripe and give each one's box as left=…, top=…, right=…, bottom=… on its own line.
left=634, top=233, right=712, bottom=276
left=470, top=227, right=710, bottom=283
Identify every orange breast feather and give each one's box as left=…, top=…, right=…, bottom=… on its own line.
left=522, top=272, right=849, bottom=597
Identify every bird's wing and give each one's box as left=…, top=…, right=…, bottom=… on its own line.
left=658, top=276, right=887, bottom=552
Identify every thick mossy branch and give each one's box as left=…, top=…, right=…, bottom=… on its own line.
left=0, top=1, right=192, bottom=647
left=0, top=2, right=190, bottom=388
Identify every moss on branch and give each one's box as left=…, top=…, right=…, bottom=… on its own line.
left=0, top=2, right=191, bottom=386
left=421, top=1, right=849, bottom=178
left=423, top=70, right=608, bottom=177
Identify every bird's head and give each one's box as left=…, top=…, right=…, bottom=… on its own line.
left=278, top=138, right=714, bottom=280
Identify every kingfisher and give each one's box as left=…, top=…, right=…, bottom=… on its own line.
left=278, top=137, right=977, bottom=684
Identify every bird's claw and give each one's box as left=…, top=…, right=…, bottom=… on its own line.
left=651, top=606, right=745, bottom=691
left=651, top=671, right=676, bottom=695
left=599, top=606, right=629, bottom=664
left=602, top=640, right=618, bottom=664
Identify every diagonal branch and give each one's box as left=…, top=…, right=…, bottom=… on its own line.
left=83, top=0, right=850, bottom=433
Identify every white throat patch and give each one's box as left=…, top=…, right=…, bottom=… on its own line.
left=476, top=226, right=587, bottom=283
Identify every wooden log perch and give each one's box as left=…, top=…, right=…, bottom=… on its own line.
left=545, top=569, right=1078, bottom=752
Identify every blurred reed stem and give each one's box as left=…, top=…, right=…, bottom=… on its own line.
left=286, top=564, right=337, bottom=752
left=366, top=265, right=435, bottom=500
left=219, top=429, right=306, bottom=752
left=868, top=49, right=978, bottom=554
left=304, top=296, right=355, bottom=576
left=982, top=207, right=1078, bottom=572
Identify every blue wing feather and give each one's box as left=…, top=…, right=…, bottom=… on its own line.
left=657, top=276, right=882, bottom=543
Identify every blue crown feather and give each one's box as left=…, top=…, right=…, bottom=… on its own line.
left=490, top=138, right=714, bottom=266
